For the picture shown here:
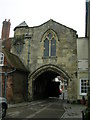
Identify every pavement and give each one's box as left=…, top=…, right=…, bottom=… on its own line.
left=8, top=102, right=30, bottom=108
left=8, top=100, right=87, bottom=119
left=61, top=102, right=86, bottom=119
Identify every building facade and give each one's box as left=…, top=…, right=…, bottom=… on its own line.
left=76, top=0, right=90, bottom=102
left=0, top=20, right=29, bottom=103
left=86, top=0, right=90, bottom=105
left=0, top=1, right=89, bottom=103
left=0, top=48, right=29, bottom=103
left=77, top=37, right=88, bottom=101
left=11, top=19, right=78, bottom=102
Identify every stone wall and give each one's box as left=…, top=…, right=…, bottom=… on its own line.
left=11, top=20, right=78, bottom=101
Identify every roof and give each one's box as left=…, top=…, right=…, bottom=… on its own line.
left=14, top=19, right=77, bottom=33
left=35, top=19, right=77, bottom=32
left=14, top=21, right=28, bottom=31
left=2, top=48, right=29, bottom=72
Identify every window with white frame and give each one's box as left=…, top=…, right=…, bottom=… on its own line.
left=0, top=52, right=4, bottom=66
left=80, top=78, right=89, bottom=95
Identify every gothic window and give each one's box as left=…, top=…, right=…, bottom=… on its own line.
left=14, top=35, right=24, bottom=54
left=15, top=42, right=23, bottom=54
left=43, top=30, right=57, bottom=57
left=0, top=52, right=4, bottom=66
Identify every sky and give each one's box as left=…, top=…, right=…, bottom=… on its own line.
left=0, top=0, right=86, bottom=37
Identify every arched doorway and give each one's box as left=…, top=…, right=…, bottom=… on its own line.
left=28, top=64, right=71, bottom=100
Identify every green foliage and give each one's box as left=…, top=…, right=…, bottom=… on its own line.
left=84, top=108, right=90, bottom=119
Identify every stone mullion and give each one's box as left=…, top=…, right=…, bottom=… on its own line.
left=49, top=40, right=51, bottom=57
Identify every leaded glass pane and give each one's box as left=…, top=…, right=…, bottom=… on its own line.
left=51, top=39, right=56, bottom=56
left=44, top=39, right=49, bottom=57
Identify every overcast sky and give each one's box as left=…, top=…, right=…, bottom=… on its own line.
left=0, top=0, right=86, bottom=37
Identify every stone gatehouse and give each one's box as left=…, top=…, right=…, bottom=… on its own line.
left=11, top=19, right=78, bottom=102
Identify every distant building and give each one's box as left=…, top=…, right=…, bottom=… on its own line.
left=76, top=0, right=90, bottom=102
left=0, top=20, right=29, bottom=103
left=0, top=48, right=29, bottom=103
left=86, top=0, right=90, bottom=90
left=86, top=0, right=90, bottom=79
left=77, top=37, right=88, bottom=100
left=86, top=0, right=90, bottom=104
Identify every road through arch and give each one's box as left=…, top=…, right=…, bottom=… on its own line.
left=28, top=64, right=71, bottom=100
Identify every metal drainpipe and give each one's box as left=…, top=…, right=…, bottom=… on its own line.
left=27, top=37, right=31, bottom=68
left=0, top=68, right=16, bottom=98
left=25, top=34, right=32, bottom=100
left=24, top=34, right=31, bottom=69
left=27, top=37, right=31, bottom=100
left=4, top=72, right=8, bottom=98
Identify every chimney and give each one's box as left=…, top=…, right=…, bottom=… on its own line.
left=1, top=19, right=11, bottom=40
left=1, top=19, right=11, bottom=51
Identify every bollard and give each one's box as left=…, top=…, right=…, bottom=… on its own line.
left=82, top=111, right=85, bottom=120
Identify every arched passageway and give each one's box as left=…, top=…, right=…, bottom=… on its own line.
left=29, top=64, right=70, bottom=100
left=33, top=71, right=60, bottom=99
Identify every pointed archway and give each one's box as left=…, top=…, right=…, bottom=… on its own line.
left=28, top=64, right=71, bottom=100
